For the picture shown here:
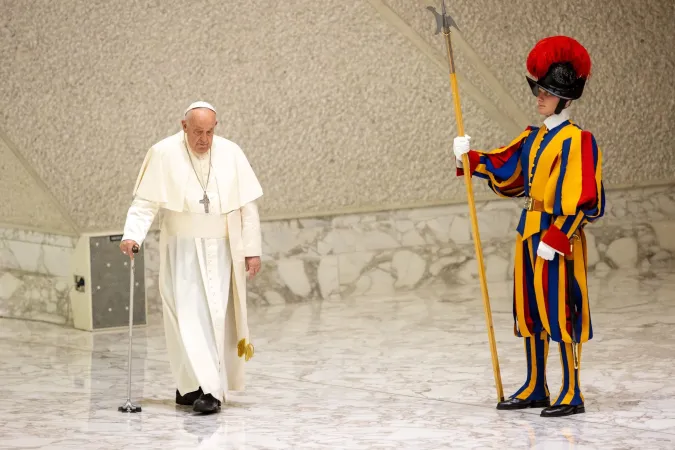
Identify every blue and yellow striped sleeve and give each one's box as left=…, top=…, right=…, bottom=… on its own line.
left=457, top=128, right=533, bottom=198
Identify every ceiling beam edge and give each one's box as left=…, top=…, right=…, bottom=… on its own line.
left=0, top=127, right=81, bottom=236
left=366, top=0, right=527, bottom=135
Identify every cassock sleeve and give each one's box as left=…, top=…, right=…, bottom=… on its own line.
left=456, top=128, right=533, bottom=198
left=133, top=146, right=169, bottom=205
left=541, top=131, right=605, bottom=254
left=240, top=201, right=262, bottom=257
left=235, top=145, right=263, bottom=207
left=122, top=197, right=160, bottom=246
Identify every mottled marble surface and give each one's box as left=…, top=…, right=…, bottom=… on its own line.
left=0, top=227, right=76, bottom=325
left=1, top=267, right=675, bottom=449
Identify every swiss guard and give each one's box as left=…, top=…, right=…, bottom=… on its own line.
left=452, top=36, right=605, bottom=417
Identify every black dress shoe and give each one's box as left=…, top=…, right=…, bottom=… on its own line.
left=496, top=397, right=551, bottom=410
left=193, top=393, right=222, bottom=414
left=176, top=387, right=203, bottom=406
left=541, top=403, right=585, bottom=417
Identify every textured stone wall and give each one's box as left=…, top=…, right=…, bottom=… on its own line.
left=1, top=0, right=674, bottom=232
left=0, top=134, right=74, bottom=234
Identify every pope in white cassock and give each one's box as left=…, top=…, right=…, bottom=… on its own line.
left=120, top=101, right=263, bottom=414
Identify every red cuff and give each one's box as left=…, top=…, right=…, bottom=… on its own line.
left=542, top=225, right=571, bottom=255
left=456, top=151, right=480, bottom=177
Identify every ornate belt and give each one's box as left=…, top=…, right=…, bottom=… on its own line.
left=523, top=197, right=545, bottom=212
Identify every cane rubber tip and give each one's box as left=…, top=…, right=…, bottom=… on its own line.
left=118, top=406, right=142, bottom=413
left=118, top=403, right=142, bottom=413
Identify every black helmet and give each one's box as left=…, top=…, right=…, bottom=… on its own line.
left=525, top=36, right=592, bottom=112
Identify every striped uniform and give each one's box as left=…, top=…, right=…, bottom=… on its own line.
left=458, top=119, right=605, bottom=406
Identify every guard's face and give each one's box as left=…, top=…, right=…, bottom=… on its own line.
left=535, top=88, right=560, bottom=116
left=535, top=87, right=571, bottom=117
left=182, top=108, right=217, bottom=154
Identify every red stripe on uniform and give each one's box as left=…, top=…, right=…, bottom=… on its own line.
left=543, top=260, right=549, bottom=312
left=486, top=142, right=520, bottom=170
left=523, top=259, right=533, bottom=334
left=579, top=131, right=597, bottom=209
left=564, top=264, right=572, bottom=336
left=502, top=174, right=524, bottom=191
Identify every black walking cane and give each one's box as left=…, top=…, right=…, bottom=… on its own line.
left=119, top=244, right=142, bottom=413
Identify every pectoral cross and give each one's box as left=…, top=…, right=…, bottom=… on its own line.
left=199, top=192, right=210, bottom=213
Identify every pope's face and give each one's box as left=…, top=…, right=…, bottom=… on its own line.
left=181, top=108, right=217, bottom=154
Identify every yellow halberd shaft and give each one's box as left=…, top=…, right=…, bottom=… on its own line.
left=439, top=0, right=504, bottom=402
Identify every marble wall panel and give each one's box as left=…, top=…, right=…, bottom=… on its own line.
left=2, top=184, right=673, bottom=324
left=0, top=228, right=76, bottom=325
left=136, top=184, right=675, bottom=314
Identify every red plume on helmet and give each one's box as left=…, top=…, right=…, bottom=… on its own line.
left=525, top=36, right=592, bottom=102
left=527, top=36, right=591, bottom=80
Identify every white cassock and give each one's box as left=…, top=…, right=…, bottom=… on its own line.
left=121, top=130, right=263, bottom=402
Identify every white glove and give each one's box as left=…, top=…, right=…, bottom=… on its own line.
left=536, top=242, right=558, bottom=261
left=453, top=135, right=471, bottom=159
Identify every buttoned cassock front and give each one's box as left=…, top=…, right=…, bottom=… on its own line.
left=122, top=131, right=262, bottom=401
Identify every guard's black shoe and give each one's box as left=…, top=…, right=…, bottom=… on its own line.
left=496, top=397, right=550, bottom=410
left=175, top=387, right=203, bottom=406
left=540, top=403, right=585, bottom=417
left=193, top=393, right=221, bottom=414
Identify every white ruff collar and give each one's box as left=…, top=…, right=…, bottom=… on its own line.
left=543, top=108, right=570, bottom=130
